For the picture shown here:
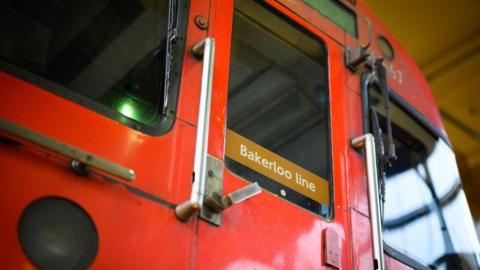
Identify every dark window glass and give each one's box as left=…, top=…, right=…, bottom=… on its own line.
left=369, top=91, right=480, bottom=269
left=0, top=0, right=180, bottom=129
left=226, top=0, right=331, bottom=218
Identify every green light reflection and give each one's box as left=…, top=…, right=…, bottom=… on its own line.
left=118, top=101, right=137, bottom=119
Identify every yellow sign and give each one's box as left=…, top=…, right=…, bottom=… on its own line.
left=226, top=129, right=329, bottom=205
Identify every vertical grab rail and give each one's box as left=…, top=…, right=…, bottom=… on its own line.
left=175, top=37, right=215, bottom=222
left=352, top=134, right=385, bottom=270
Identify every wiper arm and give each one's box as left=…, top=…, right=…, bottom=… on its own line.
left=370, top=108, right=386, bottom=222
left=375, top=59, right=396, bottom=165
left=162, top=0, right=179, bottom=116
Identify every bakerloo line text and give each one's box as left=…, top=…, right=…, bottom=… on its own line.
left=239, top=144, right=317, bottom=192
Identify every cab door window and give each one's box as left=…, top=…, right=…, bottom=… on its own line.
left=225, top=0, right=332, bottom=218
left=368, top=90, right=480, bottom=269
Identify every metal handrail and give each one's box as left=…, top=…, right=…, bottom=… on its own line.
left=352, top=133, right=385, bottom=270
left=175, top=37, right=215, bottom=222
left=0, top=118, right=135, bottom=181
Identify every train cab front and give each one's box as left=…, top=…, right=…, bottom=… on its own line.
left=1, top=0, right=480, bottom=269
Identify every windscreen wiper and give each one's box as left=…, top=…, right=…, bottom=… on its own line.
left=162, top=0, right=179, bottom=116
left=370, top=108, right=386, bottom=210
left=375, top=59, right=396, bottom=165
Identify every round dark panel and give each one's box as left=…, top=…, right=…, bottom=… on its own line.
left=378, top=36, right=394, bottom=60
left=18, top=197, right=98, bottom=270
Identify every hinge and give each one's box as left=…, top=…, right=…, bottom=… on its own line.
left=200, top=155, right=261, bottom=226
left=345, top=43, right=370, bottom=73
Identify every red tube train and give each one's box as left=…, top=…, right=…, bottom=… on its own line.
left=0, top=0, right=479, bottom=269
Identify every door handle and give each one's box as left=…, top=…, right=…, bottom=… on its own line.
left=175, top=37, right=216, bottom=222
left=352, top=134, right=385, bottom=270
left=204, top=182, right=261, bottom=213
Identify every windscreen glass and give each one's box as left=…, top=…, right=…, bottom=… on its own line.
left=370, top=91, right=480, bottom=269
left=0, top=0, right=173, bottom=126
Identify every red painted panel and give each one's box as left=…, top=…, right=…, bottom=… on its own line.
left=0, top=0, right=210, bottom=268
left=350, top=209, right=374, bottom=270
left=385, top=255, right=414, bottom=270
left=0, top=142, right=196, bottom=269
left=197, top=173, right=352, bottom=270
left=174, top=0, right=210, bottom=125
left=205, top=0, right=232, bottom=160
left=346, top=89, right=370, bottom=216
left=195, top=1, right=353, bottom=269
left=0, top=72, right=197, bottom=204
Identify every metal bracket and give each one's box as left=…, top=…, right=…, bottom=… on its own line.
left=324, top=228, right=341, bottom=269
left=199, top=155, right=262, bottom=226
left=200, top=155, right=224, bottom=226
left=345, top=43, right=371, bottom=73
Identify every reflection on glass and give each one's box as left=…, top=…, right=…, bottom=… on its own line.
left=0, top=0, right=169, bottom=125
left=225, top=0, right=330, bottom=216
left=383, top=139, right=447, bottom=266
left=429, top=141, right=480, bottom=269
left=371, top=91, right=480, bottom=269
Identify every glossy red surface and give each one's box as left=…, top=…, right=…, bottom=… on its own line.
left=0, top=0, right=207, bottom=267
left=194, top=1, right=354, bottom=269
left=0, top=0, right=451, bottom=269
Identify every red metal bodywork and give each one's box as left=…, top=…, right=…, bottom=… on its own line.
left=0, top=0, right=445, bottom=269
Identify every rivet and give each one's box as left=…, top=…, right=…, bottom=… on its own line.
left=194, top=15, right=208, bottom=30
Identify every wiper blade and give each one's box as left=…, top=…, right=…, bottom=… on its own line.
left=162, top=0, right=179, bottom=116
left=375, top=59, right=396, bottom=165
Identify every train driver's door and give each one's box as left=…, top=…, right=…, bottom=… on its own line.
left=179, top=0, right=353, bottom=268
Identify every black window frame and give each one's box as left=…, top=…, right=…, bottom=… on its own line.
left=0, top=0, right=191, bottom=136
left=224, top=0, right=334, bottom=220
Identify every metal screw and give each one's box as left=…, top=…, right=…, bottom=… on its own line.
left=70, top=160, right=90, bottom=176
left=194, top=15, right=208, bottom=30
